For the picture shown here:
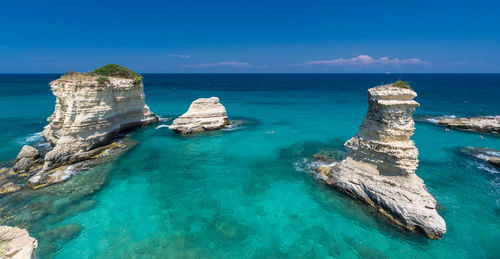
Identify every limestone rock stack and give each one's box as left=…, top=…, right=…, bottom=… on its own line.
left=169, top=97, right=230, bottom=134
left=0, top=226, right=38, bottom=259
left=41, top=69, right=158, bottom=170
left=320, top=84, right=446, bottom=239
left=16, top=65, right=159, bottom=189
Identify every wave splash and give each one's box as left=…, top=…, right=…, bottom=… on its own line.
left=425, top=115, right=457, bottom=124
left=294, top=158, right=337, bottom=180
left=222, top=120, right=246, bottom=131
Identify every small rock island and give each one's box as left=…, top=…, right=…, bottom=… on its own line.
left=0, top=64, right=159, bottom=192
left=169, top=97, right=230, bottom=134
left=316, top=82, right=447, bottom=239
left=41, top=65, right=158, bottom=168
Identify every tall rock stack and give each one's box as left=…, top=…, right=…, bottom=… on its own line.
left=22, top=65, right=159, bottom=189
left=321, top=84, right=447, bottom=239
left=41, top=68, right=158, bottom=169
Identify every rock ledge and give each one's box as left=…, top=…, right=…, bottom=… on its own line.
left=436, top=116, right=499, bottom=134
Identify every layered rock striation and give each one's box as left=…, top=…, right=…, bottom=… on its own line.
left=19, top=65, right=159, bottom=189
left=318, top=84, right=446, bottom=239
left=41, top=70, right=158, bottom=169
left=436, top=116, right=499, bottom=134
left=0, top=226, right=38, bottom=259
left=169, top=97, right=230, bottom=134
left=12, top=146, right=42, bottom=176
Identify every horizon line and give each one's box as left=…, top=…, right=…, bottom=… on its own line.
left=1, top=72, right=500, bottom=75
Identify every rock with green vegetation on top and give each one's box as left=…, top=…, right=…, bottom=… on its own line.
left=26, top=64, right=158, bottom=189
left=316, top=83, right=447, bottom=239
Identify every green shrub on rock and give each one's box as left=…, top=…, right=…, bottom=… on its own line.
left=392, top=80, right=410, bottom=89
left=90, top=64, right=143, bottom=83
left=96, top=76, right=110, bottom=84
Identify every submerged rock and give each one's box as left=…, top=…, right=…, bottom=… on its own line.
left=435, top=116, right=499, bottom=134
left=0, top=175, right=21, bottom=195
left=319, top=84, right=446, bottom=239
left=39, top=224, right=82, bottom=242
left=12, top=145, right=42, bottom=176
left=312, top=154, right=335, bottom=164
left=28, top=141, right=124, bottom=189
left=169, top=97, right=230, bottom=134
left=0, top=226, right=38, bottom=259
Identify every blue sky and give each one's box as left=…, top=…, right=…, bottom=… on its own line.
left=1, top=0, right=499, bottom=73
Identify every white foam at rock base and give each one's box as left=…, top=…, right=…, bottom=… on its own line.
left=155, top=125, right=170, bottom=129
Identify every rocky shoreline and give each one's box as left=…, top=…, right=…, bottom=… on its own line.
left=0, top=226, right=38, bottom=259
left=425, top=115, right=499, bottom=134
left=315, top=83, right=446, bottom=239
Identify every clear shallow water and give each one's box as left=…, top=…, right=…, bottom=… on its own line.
left=0, top=74, right=499, bottom=258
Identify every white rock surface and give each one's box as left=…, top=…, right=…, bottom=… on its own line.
left=169, top=97, right=230, bottom=134
left=41, top=76, right=158, bottom=169
left=319, top=84, right=446, bottom=239
left=0, top=226, right=37, bottom=259
left=437, top=116, right=500, bottom=134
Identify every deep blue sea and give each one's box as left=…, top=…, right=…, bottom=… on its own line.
left=1, top=74, right=499, bottom=258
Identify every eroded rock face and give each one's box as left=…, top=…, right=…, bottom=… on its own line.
left=12, top=146, right=42, bottom=175
left=320, top=84, right=446, bottom=239
left=169, top=97, right=230, bottom=134
left=0, top=226, right=38, bottom=259
left=437, top=116, right=499, bottom=134
left=41, top=76, right=158, bottom=169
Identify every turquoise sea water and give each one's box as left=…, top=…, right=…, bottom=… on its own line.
left=1, top=74, right=499, bottom=258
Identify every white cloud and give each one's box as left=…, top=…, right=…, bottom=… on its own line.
left=168, top=54, right=191, bottom=58
left=182, top=62, right=252, bottom=68
left=298, top=55, right=430, bottom=66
